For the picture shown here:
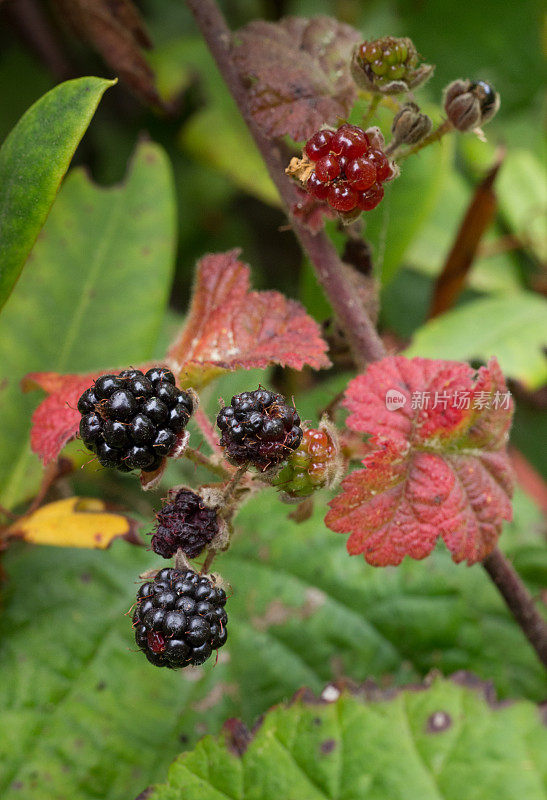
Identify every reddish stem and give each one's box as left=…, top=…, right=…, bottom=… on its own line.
left=483, top=548, right=547, bottom=668
left=186, top=0, right=385, bottom=371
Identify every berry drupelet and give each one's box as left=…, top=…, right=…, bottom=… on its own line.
left=302, top=123, right=393, bottom=215
left=151, top=489, right=219, bottom=559
left=133, top=568, right=228, bottom=668
left=217, top=388, right=302, bottom=471
left=77, top=367, right=193, bottom=472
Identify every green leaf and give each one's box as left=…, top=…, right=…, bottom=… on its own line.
left=0, top=489, right=544, bottom=799
left=346, top=104, right=453, bottom=285
left=496, top=149, right=547, bottom=264
left=405, top=170, right=522, bottom=294
left=180, top=105, right=279, bottom=207
left=0, top=77, right=115, bottom=310
left=149, top=676, right=547, bottom=800
left=0, top=141, right=176, bottom=509
left=405, top=293, right=547, bottom=389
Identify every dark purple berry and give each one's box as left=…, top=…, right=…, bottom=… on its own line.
left=152, top=428, right=176, bottom=455
left=217, top=388, right=302, bottom=470
left=102, top=420, right=129, bottom=449
left=125, top=445, right=155, bottom=470
left=77, top=388, right=98, bottom=415
left=133, top=568, right=228, bottom=668
left=145, top=367, right=175, bottom=385
left=96, top=441, right=122, bottom=467
left=94, top=374, right=124, bottom=399
left=79, top=413, right=102, bottom=444
left=129, top=414, right=156, bottom=445
left=119, top=368, right=144, bottom=380
left=141, top=397, right=168, bottom=425
left=168, top=405, right=190, bottom=434
left=107, top=390, right=137, bottom=421
left=126, top=375, right=153, bottom=399
left=156, top=382, right=181, bottom=408
left=151, top=489, right=219, bottom=559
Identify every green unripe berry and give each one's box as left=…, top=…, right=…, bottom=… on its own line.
left=371, top=60, right=388, bottom=76
left=387, top=64, right=406, bottom=80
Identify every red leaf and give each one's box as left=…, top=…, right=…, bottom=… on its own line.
left=326, top=356, right=515, bottom=566
left=168, top=250, right=330, bottom=386
left=232, top=16, right=360, bottom=140
left=23, top=371, right=100, bottom=464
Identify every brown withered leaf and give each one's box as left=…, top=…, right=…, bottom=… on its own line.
left=232, top=16, right=360, bottom=141
left=168, top=249, right=331, bottom=388
left=53, top=0, right=165, bottom=110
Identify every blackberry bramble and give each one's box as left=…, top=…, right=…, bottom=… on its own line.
left=133, top=568, right=228, bottom=668
left=217, top=388, right=302, bottom=470
left=77, top=367, right=193, bottom=472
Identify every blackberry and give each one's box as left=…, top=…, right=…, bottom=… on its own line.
left=133, top=568, right=228, bottom=668
left=217, top=388, right=302, bottom=470
left=298, top=123, right=394, bottom=217
left=76, top=368, right=194, bottom=472
left=151, top=489, right=219, bottom=559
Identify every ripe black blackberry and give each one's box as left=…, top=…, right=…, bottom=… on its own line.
left=151, top=489, right=219, bottom=559
left=77, top=367, right=193, bottom=472
left=217, top=388, right=302, bottom=470
left=133, top=567, right=228, bottom=668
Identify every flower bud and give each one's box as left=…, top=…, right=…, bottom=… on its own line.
left=390, top=102, right=433, bottom=145
left=444, top=79, right=500, bottom=131
left=351, top=36, right=434, bottom=95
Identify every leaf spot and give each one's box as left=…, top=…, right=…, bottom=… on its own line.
left=426, top=710, right=452, bottom=733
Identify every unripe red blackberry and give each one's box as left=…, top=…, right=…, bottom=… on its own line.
left=151, top=489, right=220, bottom=559
left=133, top=568, right=228, bottom=668
left=77, top=368, right=194, bottom=472
left=273, top=426, right=340, bottom=498
left=217, top=388, right=302, bottom=471
left=287, top=123, right=395, bottom=220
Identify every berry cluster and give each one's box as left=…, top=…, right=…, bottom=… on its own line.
left=77, top=368, right=193, bottom=472
left=151, top=489, right=219, bottom=559
left=217, top=388, right=302, bottom=471
left=133, top=568, right=228, bottom=668
left=274, top=428, right=336, bottom=498
left=357, top=37, right=417, bottom=85
left=304, top=124, right=392, bottom=214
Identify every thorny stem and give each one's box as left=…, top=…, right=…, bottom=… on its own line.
left=186, top=0, right=385, bottom=371
left=220, top=464, right=249, bottom=509
left=187, top=0, right=547, bottom=672
left=183, top=446, right=232, bottom=480
left=483, top=548, right=547, bottom=668
left=394, top=118, right=453, bottom=161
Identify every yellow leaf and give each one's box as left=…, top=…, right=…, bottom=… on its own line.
left=6, top=497, right=140, bottom=549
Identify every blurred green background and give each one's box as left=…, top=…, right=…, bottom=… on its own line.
left=0, top=2, right=545, bottom=799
